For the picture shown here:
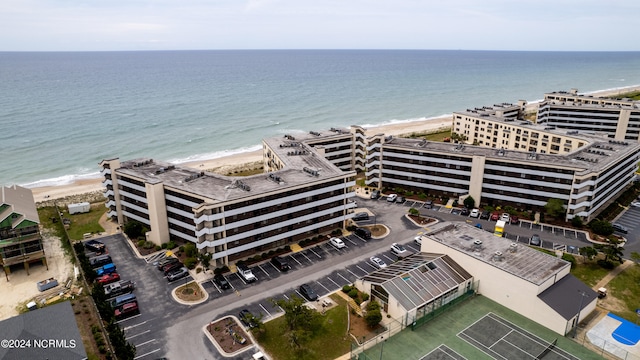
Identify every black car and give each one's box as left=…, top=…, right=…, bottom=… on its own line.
left=238, top=309, right=257, bottom=328
left=299, top=284, right=318, bottom=301
left=530, top=234, right=541, bottom=246
left=353, top=212, right=369, bottom=221
left=213, top=273, right=230, bottom=290
left=370, top=190, right=380, bottom=199
left=157, top=256, right=179, bottom=270
left=460, top=208, right=470, bottom=216
left=424, top=200, right=433, bottom=209
left=480, top=210, right=491, bottom=220
left=271, top=256, right=291, bottom=271
left=354, top=227, right=371, bottom=239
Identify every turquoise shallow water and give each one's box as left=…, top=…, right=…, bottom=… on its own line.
left=1, top=50, right=639, bottom=187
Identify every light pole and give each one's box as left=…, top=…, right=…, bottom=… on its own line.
left=379, top=336, right=385, bottom=360
left=573, top=290, right=589, bottom=338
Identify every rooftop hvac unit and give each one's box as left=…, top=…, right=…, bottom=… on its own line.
left=509, top=243, right=518, bottom=252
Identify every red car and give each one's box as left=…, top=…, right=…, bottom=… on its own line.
left=510, top=215, right=519, bottom=224
left=97, top=272, right=120, bottom=285
left=491, top=212, right=500, bottom=221
left=115, top=301, right=139, bottom=319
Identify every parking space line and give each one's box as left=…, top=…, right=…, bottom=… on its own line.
left=123, top=321, right=148, bottom=331
left=345, top=268, right=360, bottom=278
left=268, top=261, right=281, bottom=273
left=235, top=272, right=248, bottom=285
left=336, top=272, right=351, bottom=284
left=327, top=277, right=341, bottom=288
left=343, top=237, right=358, bottom=246
left=257, top=264, right=271, bottom=278
left=259, top=303, right=272, bottom=318
left=316, top=280, right=330, bottom=293
left=299, top=251, right=313, bottom=264
left=126, top=329, right=150, bottom=340
left=288, top=254, right=303, bottom=266
left=308, top=247, right=322, bottom=258
left=355, top=265, right=369, bottom=275
left=134, top=348, right=161, bottom=359
left=364, top=262, right=377, bottom=271
left=381, top=254, right=394, bottom=262
left=134, top=339, right=156, bottom=347
left=116, top=313, right=142, bottom=324
left=406, top=244, right=419, bottom=252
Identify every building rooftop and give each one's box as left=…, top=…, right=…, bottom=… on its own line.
left=423, top=222, right=570, bottom=286
left=386, top=126, right=639, bottom=175
left=0, top=185, right=39, bottom=227
left=362, top=252, right=473, bottom=312
left=116, top=139, right=351, bottom=203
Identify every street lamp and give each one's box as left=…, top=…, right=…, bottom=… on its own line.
left=573, top=290, right=589, bottom=338
left=379, top=336, right=386, bottom=360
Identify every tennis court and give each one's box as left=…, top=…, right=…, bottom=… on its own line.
left=458, top=313, right=580, bottom=360
left=419, top=345, right=467, bottom=360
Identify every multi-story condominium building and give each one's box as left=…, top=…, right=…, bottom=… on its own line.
left=364, top=131, right=639, bottom=221
left=101, top=138, right=356, bottom=266
left=0, top=185, right=46, bottom=276
left=537, top=89, right=640, bottom=142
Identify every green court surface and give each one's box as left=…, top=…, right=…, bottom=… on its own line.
left=355, top=295, right=602, bottom=360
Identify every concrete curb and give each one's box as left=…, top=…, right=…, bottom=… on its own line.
left=171, top=279, right=209, bottom=306
left=202, top=316, right=258, bottom=358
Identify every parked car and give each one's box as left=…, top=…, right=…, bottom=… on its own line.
left=612, top=223, right=628, bottom=234
left=213, top=273, right=230, bottom=290
left=480, top=210, right=490, bottom=219
left=390, top=243, right=408, bottom=256
left=631, top=201, right=640, bottom=208
left=510, top=215, right=519, bottom=224
left=414, top=236, right=422, bottom=245
left=271, top=256, right=291, bottom=271
left=500, top=213, right=510, bottom=223
left=460, top=208, right=470, bottom=216
left=96, top=272, right=120, bottom=285
left=157, top=256, right=179, bottom=270
left=89, top=254, right=112, bottom=268
left=386, top=194, right=398, bottom=202
left=354, top=227, right=371, bottom=239
left=353, top=212, right=369, bottom=221
left=329, top=237, right=346, bottom=249
left=239, top=309, right=257, bottom=328
left=299, top=284, right=319, bottom=301
left=237, top=264, right=257, bottom=283
left=95, top=263, right=116, bottom=276
left=424, top=200, right=433, bottom=209
left=396, top=196, right=405, bottom=203
left=530, top=234, right=541, bottom=246
left=84, top=240, right=106, bottom=254
left=370, top=190, right=380, bottom=199
left=167, top=267, right=189, bottom=282
left=163, top=261, right=183, bottom=275
left=110, top=293, right=137, bottom=308
left=490, top=212, right=500, bottom=221
left=370, top=256, right=387, bottom=269
left=114, top=301, right=139, bottom=319
left=469, top=209, right=480, bottom=218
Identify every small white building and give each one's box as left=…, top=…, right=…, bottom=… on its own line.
left=422, top=222, right=597, bottom=336
left=356, top=252, right=474, bottom=324
left=68, top=202, right=90, bottom=214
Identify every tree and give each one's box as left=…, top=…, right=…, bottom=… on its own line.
left=123, top=220, right=145, bottom=239
left=589, top=220, right=614, bottom=236
left=579, top=247, right=598, bottom=262
left=409, top=208, right=419, bottom=216
left=365, top=309, right=382, bottom=328
left=544, top=198, right=565, bottom=218
left=571, top=216, right=583, bottom=228
left=270, top=295, right=322, bottom=350
left=631, top=251, right=640, bottom=264
left=463, top=196, right=475, bottom=210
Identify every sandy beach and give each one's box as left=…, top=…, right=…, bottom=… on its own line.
left=29, top=85, right=640, bottom=204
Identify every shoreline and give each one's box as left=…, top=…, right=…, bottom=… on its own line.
left=28, top=85, right=640, bottom=204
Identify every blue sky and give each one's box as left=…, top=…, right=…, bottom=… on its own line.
left=1, top=0, right=638, bottom=51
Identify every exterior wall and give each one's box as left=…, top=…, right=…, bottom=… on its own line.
left=468, top=156, right=486, bottom=203
left=144, top=182, right=170, bottom=246
left=424, top=238, right=571, bottom=335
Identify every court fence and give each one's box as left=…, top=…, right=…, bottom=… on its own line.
left=578, top=331, right=640, bottom=360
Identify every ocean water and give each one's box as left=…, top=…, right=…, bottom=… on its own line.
left=1, top=50, right=639, bottom=188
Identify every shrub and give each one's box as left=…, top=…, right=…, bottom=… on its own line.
left=348, top=289, right=359, bottom=299
left=137, top=240, right=145, bottom=247
left=366, top=300, right=380, bottom=312
left=562, top=253, right=576, bottom=268
left=213, top=266, right=229, bottom=275
left=184, top=257, right=198, bottom=269
left=342, top=285, right=353, bottom=293
left=143, top=241, right=155, bottom=249
left=166, top=241, right=177, bottom=250
left=571, top=216, right=583, bottom=228
left=361, top=293, right=370, bottom=302
left=409, top=208, right=419, bottom=216
left=161, top=243, right=168, bottom=249
left=154, top=245, right=161, bottom=251
left=184, top=243, right=197, bottom=258
left=365, top=309, right=382, bottom=328
left=590, top=219, right=614, bottom=236
left=196, top=267, right=202, bottom=274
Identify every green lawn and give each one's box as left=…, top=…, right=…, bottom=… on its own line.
left=401, top=129, right=452, bottom=142
left=604, top=264, right=640, bottom=322
left=64, top=203, right=106, bottom=240
left=257, top=294, right=352, bottom=360
left=570, top=261, right=611, bottom=287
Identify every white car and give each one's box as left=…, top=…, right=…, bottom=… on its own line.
left=370, top=256, right=387, bottom=268
left=390, top=243, right=408, bottom=256
left=386, top=194, right=398, bottom=202
left=414, top=236, right=422, bottom=245
left=469, top=209, right=480, bottom=218
left=500, top=213, right=510, bottom=222
left=329, top=237, right=346, bottom=249
left=631, top=201, right=640, bottom=208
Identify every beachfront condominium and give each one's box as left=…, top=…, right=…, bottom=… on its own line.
left=0, top=185, right=46, bottom=277
left=537, top=89, right=640, bottom=141
left=100, top=139, right=356, bottom=266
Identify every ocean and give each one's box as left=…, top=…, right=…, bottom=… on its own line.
left=1, top=50, right=639, bottom=188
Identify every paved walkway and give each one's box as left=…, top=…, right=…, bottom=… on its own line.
left=592, top=259, right=635, bottom=291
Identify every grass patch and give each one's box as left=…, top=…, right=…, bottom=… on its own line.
left=606, top=91, right=640, bottom=101
left=37, top=205, right=73, bottom=258
left=64, top=203, right=106, bottom=240
left=401, top=129, right=452, bottom=142
left=605, top=264, right=640, bottom=322
left=570, top=261, right=611, bottom=287
left=258, top=294, right=351, bottom=360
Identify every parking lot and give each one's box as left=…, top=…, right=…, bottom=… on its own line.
left=102, top=194, right=604, bottom=359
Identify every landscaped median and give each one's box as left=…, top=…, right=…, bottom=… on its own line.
left=171, top=279, right=208, bottom=305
